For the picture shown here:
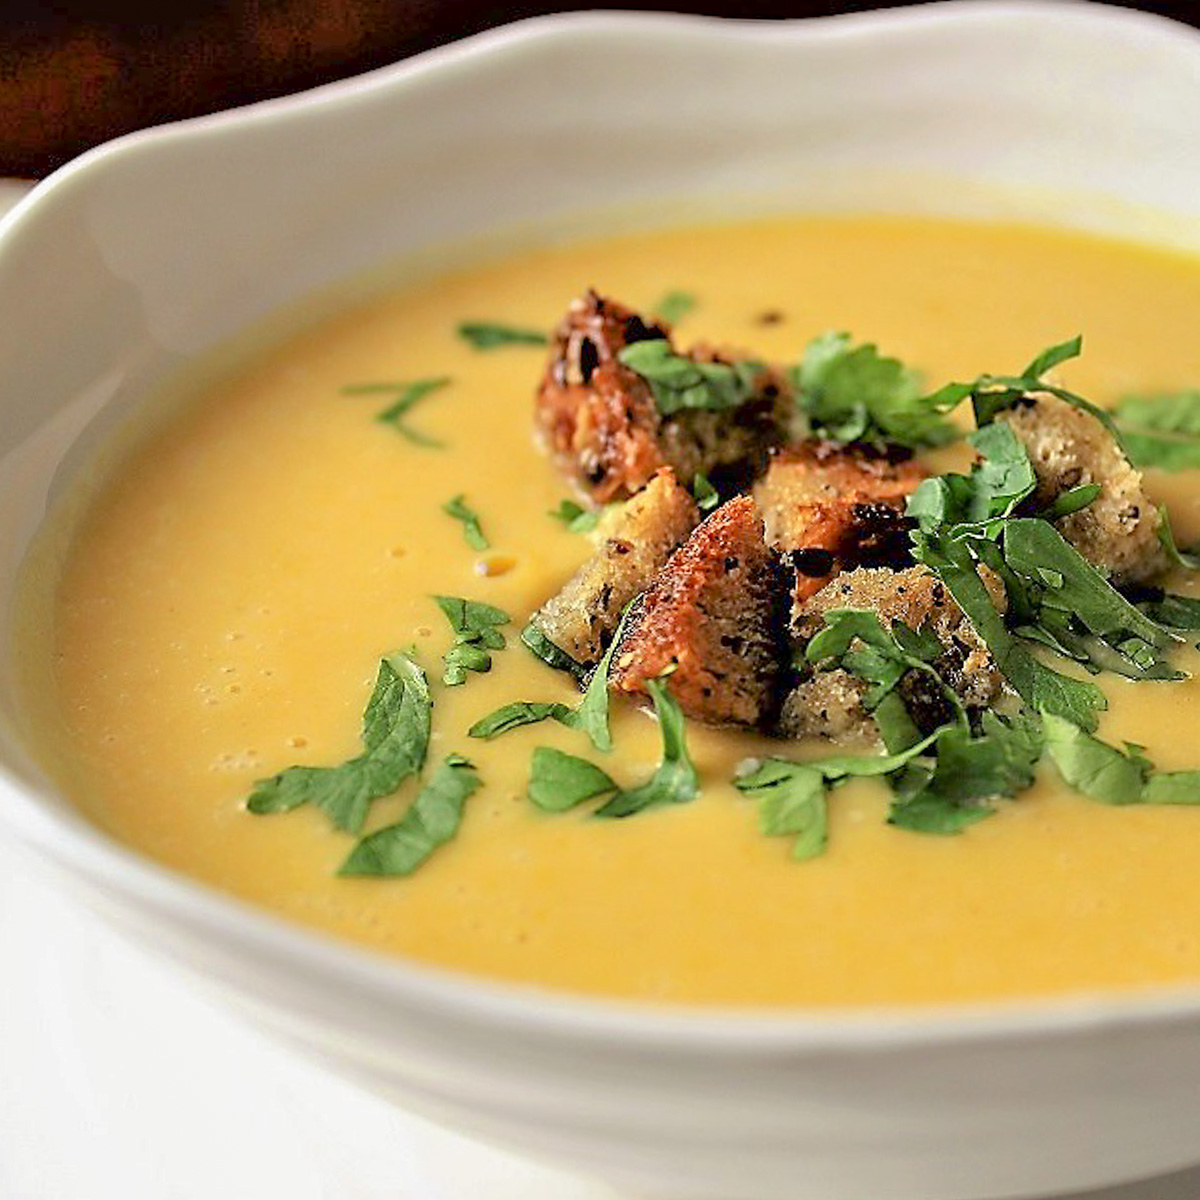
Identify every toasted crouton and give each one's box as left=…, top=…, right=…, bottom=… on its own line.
left=998, top=393, right=1165, bottom=584
left=781, top=565, right=1005, bottom=742
left=753, top=440, right=925, bottom=602
left=528, top=469, right=699, bottom=668
left=609, top=495, right=783, bottom=727
left=536, top=291, right=790, bottom=502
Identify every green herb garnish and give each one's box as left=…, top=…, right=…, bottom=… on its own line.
left=653, top=290, right=696, bottom=325
left=435, top=596, right=510, bottom=686
left=548, top=499, right=604, bottom=533
left=520, top=620, right=587, bottom=681
left=342, top=376, right=450, bottom=447
left=246, top=650, right=430, bottom=833
left=617, top=340, right=766, bottom=415
left=442, top=494, right=489, bottom=551
left=692, top=472, right=720, bottom=512
left=733, top=759, right=828, bottom=861
left=1110, top=391, right=1200, bottom=471
left=526, top=678, right=699, bottom=819
left=339, top=754, right=481, bottom=876
left=793, top=331, right=957, bottom=449
left=457, top=321, right=548, bottom=349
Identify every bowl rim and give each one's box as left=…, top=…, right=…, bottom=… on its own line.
left=6, top=0, right=1200, bottom=1053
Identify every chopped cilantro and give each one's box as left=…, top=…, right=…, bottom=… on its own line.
left=793, top=331, right=957, bottom=449
left=246, top=650, right=430, bottom=834
left=548, top=499, right=604, bottom=533
left=1110, top=390, right=1200, bottom=471
left=339, top=754, right=481, bottom=876
left=442, top=494, right=489, bottom=551
left=734, top=759, right=828, bottom=861
left=653, top=290, right=696, bottom=325
left=617, top=340, right=765, bottom=415
left=520, top=621, right=586, bottom=681
left=342, top=376, right=450, bottom=447
left=691, top=472, right=720, bottom=512
left=527, top=747, right=618, bottom=813
left=434, top=596, right=510, bottom=686
left=457, top=321, right=548, bottom=349
left=468, top=701, right=571, bottom=740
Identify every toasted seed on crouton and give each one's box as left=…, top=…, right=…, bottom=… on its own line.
left=754, top=440, right=926, bottom=602
left=528, top=469, right=699, bottom=668
left=609, top=495, right=783, bottom=727
left=998, top=392, right=1165, bottom=585
left=781, top=565, right=1006, bottom=742
left=535, top=291, right=791, bottom=502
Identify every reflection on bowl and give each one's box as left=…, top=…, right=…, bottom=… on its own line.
left=5, top=5, right=1200, bottom=1199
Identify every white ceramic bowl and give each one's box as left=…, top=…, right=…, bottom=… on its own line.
left=5, top=5, right=1200, bottom=1198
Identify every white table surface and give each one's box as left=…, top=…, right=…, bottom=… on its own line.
left=4, top=179, right=1200, bottom=1200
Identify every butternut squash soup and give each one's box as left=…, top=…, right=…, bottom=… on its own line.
left=27, top=214, right=1200, bottom=1007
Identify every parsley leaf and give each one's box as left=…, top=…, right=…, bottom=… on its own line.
left=442, top=494, right=489, bottom=551
left=617, top=340, right=766, bottom=415
left=1041, top=712, right=1152, bottom=805
left=1110, top=391, right=1200, bottom=471
left=468, top=701, right=571, bottom=740
left=594, top=678, right=699, bottom=817
left=435, top=596, right=510, bottom=686
left=520, top=621, right=587, bottom=681
left=1134, top=591, right=1200, bottom=630
left=733, top=759, right=828, bottom=861
left=246, top=650, right=431, bottom=833
left=793, top=331, right=957, bottom=448
left=548, top=499, right=604, bottom=533
left=342, top=376, right=450, bottom=447
left=527, top=747, right=618, bottom=813
left=653, top=290, right=696, bottom=325
left=339, top=754, right=481, bottom=876
left=457, top=321, right=548, bottom=349
left=691, top=472, right=720, bottom=512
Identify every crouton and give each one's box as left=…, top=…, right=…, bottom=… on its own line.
left=528, top=468, right=699, bottom=668
left=998, top=393, right=1165, bottom=585
left=609, top=495, right=783, bottom=727
left=536, top=291, right=791, bottom=502
left=753, top=440, right=925, bottom=602
left=781, top=565, right=1005, bottom=742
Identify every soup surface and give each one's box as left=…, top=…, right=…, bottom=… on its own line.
left=31, top=214, right=1200, bottom=1007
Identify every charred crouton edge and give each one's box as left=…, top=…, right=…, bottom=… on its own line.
left=999, top=392, right=1166, bottom=585
left=781, top=565, right=1007, bottom=744
left=609, top=495, right=785, bottom=728
left=535, top=291, right=791, bottom=503
left=754, top=439, right=926, bottom=603
left=529, top=468, right=700, bottom=668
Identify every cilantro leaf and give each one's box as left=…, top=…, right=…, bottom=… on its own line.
left=548, top=499, right=604, bottom=533
left=339, top=754, right=481, bottom=877
left=653, top=290, right=696, bottom=325
left=1110, top=391, right=1200, bottom=471
left=1141, top=773, right=1200, bottom=804
left=342, top=376, right=450, bottom=447
left=793, top=331, right=957, bottom=448
left=733, top=759, right=828, bottom=861
left=594, top=678, right=699, bottom=818
left=434, top=596, right=510, bottom=686
left=1041, top=712, right=1151, bottom=805
left=520, top=621, right=587, bottom=681
left=692, top=472, right=720, bottom=512
left=617, top=340, right=766, bottom=415
left=1134, top=591, right=1200, bottom=630
left=457, top=321, right=547, bottom=349
left=468, top=701, right=572, bottom=740
left=246, top=650, right=431, bottom=833
left=442, top=494, right=489, bottom=551
left=527, top=747, right=618, bottom=812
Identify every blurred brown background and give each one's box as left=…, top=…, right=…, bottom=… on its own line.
left=2, top=1, right=1198, bottom=178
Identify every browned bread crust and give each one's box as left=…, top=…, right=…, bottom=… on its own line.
left=609, top=495, right=783, bottom=727
left=754, top=440, right=926, bottom=602
left=781, top=565, right=1006, bottom=743
left=529, top=468, right=700, bottom=668
left=998, top=393, right=1166, bottom=585
left=535, top=291, right=790, bottom=502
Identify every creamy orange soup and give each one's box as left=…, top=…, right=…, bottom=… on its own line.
left=25, top=215, right=1200, bottom=1006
